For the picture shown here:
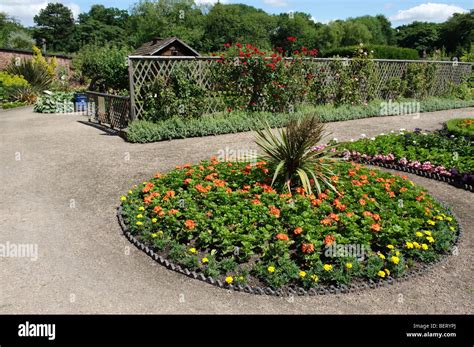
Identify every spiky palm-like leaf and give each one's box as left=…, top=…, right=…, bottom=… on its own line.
left=254, top=114, right=338, bottom=195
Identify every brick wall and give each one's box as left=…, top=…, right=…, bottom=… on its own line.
left=0, top=48, right=72, bottom=73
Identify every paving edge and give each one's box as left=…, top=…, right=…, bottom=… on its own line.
left=116, top=165, right=463, bottom=296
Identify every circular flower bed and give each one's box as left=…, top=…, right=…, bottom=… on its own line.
left=120, top=157, right=459, bottom=291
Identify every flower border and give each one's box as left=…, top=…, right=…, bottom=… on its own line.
left=117, top=165, right=463, bottom=296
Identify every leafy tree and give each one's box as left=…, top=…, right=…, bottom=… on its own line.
left=129, top=0, right=205, bottom=51
left=439, top=10, right=474, bottom=55
left=395, top=21, right=441, bottom=55
left=69, top=5, right=130, bottom=51
left=33, top=3, right=75, bottom=52
left=0, top=12, right=33, bottom=49
left=203, top=3, right=275, bottom=52
left=6, top=31, right=35, bottom=50
left=349, top=15, right=395, bottom=45
left=269, top=12, right=319, bottom=53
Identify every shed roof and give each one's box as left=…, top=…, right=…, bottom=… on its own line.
left=131, top=37, right=200, bottom=56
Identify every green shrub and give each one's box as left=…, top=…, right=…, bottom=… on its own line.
left=445, top=118, right=474, bottom=139
left=402, top=63, right=436, bottom=99
left=0, top=71, right=29, bottom=102
left=321, top=45, right=419, bottom=60
left=141, top=65, right=206, bottom=121
left=73, top=44, right=129, bottom=93
left=33, top=91, right=74, bottom=113
left=126, top=97, right=474, bottom=143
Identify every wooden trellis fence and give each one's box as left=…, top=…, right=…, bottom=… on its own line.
left=128, top=56, right=472, bottom=120
left=86, top=91, right=130, bottom=129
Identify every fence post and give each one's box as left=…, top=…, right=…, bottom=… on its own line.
left=128, top=56, right=137, bottom=121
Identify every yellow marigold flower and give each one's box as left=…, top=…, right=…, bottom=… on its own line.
left=239, top=276, right=244, bottom=281
left=346, top=263, right=353, bottom=269
left=268, top=266, right=276, bottom=273
left=136, top=221, right=143, bottom=226
left=384, top=268, right=390, bottom=276
left=395, top=251, right=400, bottom=256
left=413, top=242, right=421, bottom=249
left=449, top=226, right=456, bottom=232
left=151, top=233, right=157, bottom=238
left=136, top=214, right=143, bottom=218
left=406, top=242, right=414, bottom=249
left=409, top=180, right=414, bottom=186
left=426, top=236, right=435, bottom=243
left=157, top=230, right=163, bottom=235
left=427, top=220, right=435, bottom=226
left=424, top=230, right=432, bottom=236
left=299, top=271, right=306, bottom=278
left=142, top=182, right=147, bottom=185
left=377, top=270, right=386, bottom=278
left=446, top=217, right=453, bottom=222
left=120, top=196, right=127, bottom=201
left=323, top=264, right=333, bottom=271
left=390, top=256, right=400, bottom=264
left=416, top=231, right=423, bottom=237
left=225, top=276, right=233, bottom=284
left=201, top=257, right=209, bottom=264
left=138, top=206, right=145, bottom=211
left=151, top=218, right=157, bottom=223
left=189, top=247, right=197, bottom=254
left=128, top=190, right=133, bottom=195
left=311, top=274, right=318, bottom=282
left=377, top=252, right=385, bottom=260
left=421, top=244, right=428, bottom=250
left=387, top=245, right=394, bottom=250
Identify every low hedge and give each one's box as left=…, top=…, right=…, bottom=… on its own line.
left=320, top=45, right=419, bottom=60
left=445, top=118, right=474, bottom=139
left=126, top=97, right=474, bottom=143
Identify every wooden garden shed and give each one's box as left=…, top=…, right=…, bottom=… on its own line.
left=131, top=37, right=200, bottom=57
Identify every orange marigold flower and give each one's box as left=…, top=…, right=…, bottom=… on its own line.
left=185, top=169, right=194, bottom=176
left=416, top=196, right=424, bottom=201
left=251, top=199, right=261, bottom=205
left=276, top=233, right=289, bottom=241
left=359, top=175, right=368, bottom=180
left=227, top=162, right=233, bottom=167
left=348, top=170, right=356, bottom=177
left=389, top=191, right=395, bottom=198
left=301, top=243, right=314, bottom=254
left=363, top=211, right=373, bottom=217
left=293, top=227, right=303, bottom=235
left=142, top=182, right=155, bottom=193
left=330, top=175, right=339, bottom=182
left=359, top=199, right=366, bottom=206
left=213, top=179, right=226, bottom=187
left=400, top=187, right=408, bottom=192
left=369, top=171, right=377, bottom=176
left=372, top=213, right=381, bottom=221
left=352, top=180, right=362, bottom=186
left=371, top=223, right=381, bottom=232
left=175, top=165, right=182, bottom=170
left=324, top=234, right=336, bottom=246
left=318, top=192, right=328, bottom=200
left=321, top=218, right=333, bottom=226
left=154, top=172, right=162, bottom=179
left=183, top=163, right=191, bottom=169
left=184, top=220, right=196, bottom=230
left=329, top=213, right=339, bottom=221
left=169, top=209, right=178, bottom=215
left=269, top=205, right=280, bottom=218
left=184, top=178, right=192, bottom=185
left=346, top=212, right=355, bottom=217
left=153, top=206, right=163, bottom=214
left=207, top=166, right=215, bottom=171
left=312, top=199, right=323, bottom=206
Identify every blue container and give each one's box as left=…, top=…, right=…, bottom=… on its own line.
left=74, top=93, right=87, bottom=112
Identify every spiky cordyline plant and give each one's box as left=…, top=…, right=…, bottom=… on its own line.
left=254, top=114, right=338, bottom=195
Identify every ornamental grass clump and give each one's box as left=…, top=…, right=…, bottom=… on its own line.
left=254, top=114, right=337, bottom=194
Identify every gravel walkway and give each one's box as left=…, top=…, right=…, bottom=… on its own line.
left=0, top=107, right=472, bottom=314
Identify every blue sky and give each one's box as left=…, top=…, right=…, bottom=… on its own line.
left=1, top=0, right=471, bottom=26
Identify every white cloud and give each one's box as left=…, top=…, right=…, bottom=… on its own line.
left=263, top=0, right=289, bottom=7
left=311, top=16, right=331, bottom=24
left=194, top=0, right=226, bottom=5
left=0, top=0, right=80, bottom=26
left=389, top=3, right=467, bottom=23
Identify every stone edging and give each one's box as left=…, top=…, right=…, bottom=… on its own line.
left=117, top=172, right=463, bottom=296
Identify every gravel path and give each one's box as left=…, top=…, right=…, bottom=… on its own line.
left=0, top=107, right=472, bottom=314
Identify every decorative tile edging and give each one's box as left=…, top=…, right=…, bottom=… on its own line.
left=117, top=173, right=463, bottom=296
